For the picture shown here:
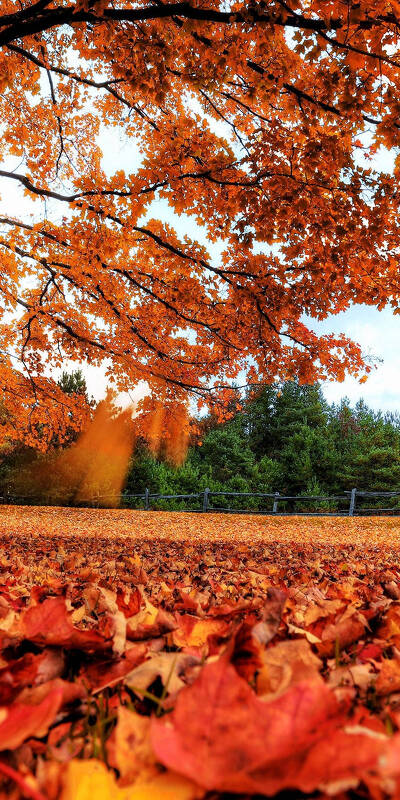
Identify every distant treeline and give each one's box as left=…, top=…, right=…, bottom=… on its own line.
left=124, top=382, right=400, bottom=511
left=2, top=379, right=400, bottom=511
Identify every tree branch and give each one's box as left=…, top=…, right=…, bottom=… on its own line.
left=0, top=2, right=345, bottom=49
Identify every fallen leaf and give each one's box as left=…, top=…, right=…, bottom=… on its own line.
left=59, top=759, right=117, bottom=800
left=151, top=656, right=385, bottom=794
left=106, top=706, right=156, bottom=781
left=122, top=770, right=205, bottom=800
left=21, top=597, right=111, bottom=652
left=0, top=649, right=65, bottom=703
left=328, top=663, right=375, bottom=695
left=289, top=587, right=343, bottom=627
left=171, top=615, right=230, bottom=649
left=378, top=604, right=400, bottom=647
left=80, top=644, right=147, bottom=693
left=376, top=657, right=400, bottom=696
left=127, top=596, right=176, bottom=641
left=287, top=622, right=322, bottom=643
left=257, top=638, right=322, bottom=697
left=0, top=687, right=64, bottom=750
left=251, top=587, right=286, bottom=645
left=125, top=652, right=200, bottom=696
left=317, top=605, right=368, bottom=656
left=59, top=759, right=204, bottom=800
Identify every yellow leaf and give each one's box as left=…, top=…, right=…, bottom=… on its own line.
left=121, top=771, right=205, bottom=800
left=172, top=617, right=229, bottom=648
left=60, top=760, right=119, bottom=800
left=60, top=760, right=204, bottom=800
left=108, top=707, right=156, bottom=780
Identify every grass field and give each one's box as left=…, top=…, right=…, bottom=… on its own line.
left=2, top=506, right=400, bottom=798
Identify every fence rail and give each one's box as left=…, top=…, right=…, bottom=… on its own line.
left=3, top=487, right=400, bottom=515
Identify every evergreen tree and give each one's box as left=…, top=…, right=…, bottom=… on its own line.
left=58, top=370, right=89, bottom=397
left=336, top=403, right=400, bottom=492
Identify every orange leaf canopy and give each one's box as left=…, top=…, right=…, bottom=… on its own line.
left=0, top=0, right=399, bottom=438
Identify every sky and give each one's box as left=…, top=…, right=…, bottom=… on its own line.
left=1, top=114, right=400, bottom=415
left=315, top=306, right=400, bottom=412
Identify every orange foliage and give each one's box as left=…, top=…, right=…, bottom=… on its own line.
left=140, top=395, right=190, bottom=465
left=2, top=2, right=400, bottom=440
left=0, top=368, right=91, bottom=450
left=1, top=508, right=400, bottom=797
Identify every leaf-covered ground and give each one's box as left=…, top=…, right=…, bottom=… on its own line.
left=2, top=507, right=400, bottom=798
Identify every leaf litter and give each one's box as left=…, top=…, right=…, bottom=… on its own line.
left=1, top=507, right=400, bottom=798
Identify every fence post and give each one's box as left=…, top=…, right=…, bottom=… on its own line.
left=202, top=487, right=210, bottom=513
left=272, top=492, right=280, bottom=513
left=349, top=488, right=357, bottom=517
left=145, top=488, right=149, bottom=510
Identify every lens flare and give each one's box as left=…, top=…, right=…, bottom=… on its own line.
left=33, top=398, right=136, bottom=507
left=9, top=391, right=190, bottom=506
left=139, top=397, right=190, bottom=466
left=72, top=401, right=135, bottom=506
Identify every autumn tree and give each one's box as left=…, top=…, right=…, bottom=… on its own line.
left=1, top=0, right=400, bottom=444
left=0, top=367, right=93, bottom=500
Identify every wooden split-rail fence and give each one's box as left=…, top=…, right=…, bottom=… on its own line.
left=3, top=488, right=400, bottom=515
